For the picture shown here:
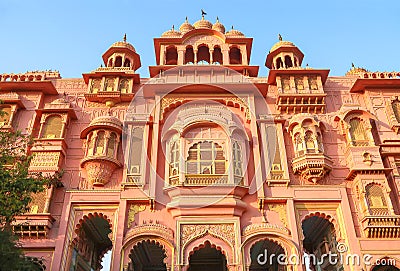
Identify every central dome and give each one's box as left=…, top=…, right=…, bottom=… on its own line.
left=193, top=16, right=213, bottom=29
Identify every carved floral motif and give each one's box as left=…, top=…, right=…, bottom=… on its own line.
left=180, top=223, right=235, bottom=247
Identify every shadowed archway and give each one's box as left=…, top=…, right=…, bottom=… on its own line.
left=128, top=240, right=167, bottom=271
left=188, top=241, right=227, bottom=271
left=249, top=239, right=286, bottom=271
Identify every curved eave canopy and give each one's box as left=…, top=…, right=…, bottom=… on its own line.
left=350, top=78, right=400, bottom=93
left=265, top=46, right=304, bottom=69
left=267, top=69, right=330, bottom=85
left=153, top=28, right=253, bottom=65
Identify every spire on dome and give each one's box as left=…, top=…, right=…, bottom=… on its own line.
left=123, top=33, right=127, bottom=42
left=278, top=34, right=283, bottom=41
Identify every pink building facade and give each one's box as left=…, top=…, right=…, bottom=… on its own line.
left=1, top=16, right=400, bottom=271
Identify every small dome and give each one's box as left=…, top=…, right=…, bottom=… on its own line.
left=193, top=16, right=213, bottom=29
left=161, top=25, right=181, bottom=37
left=225, top=26, right=244, bottom=37
left=81, top=115, right=123, bottom=138
left=110, top=35, right=136, bottom=52
left=270, top=34, right=295, bottom=52
left=212, top=17, right=225, bottom=33
left=346, top=63, right=368, bottom=76
left=180, top=17, right=195, bottom=34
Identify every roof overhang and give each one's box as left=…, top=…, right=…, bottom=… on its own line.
left=0, top=81, right=58, bottom=94
left=350, top=78, right=400, bottom=93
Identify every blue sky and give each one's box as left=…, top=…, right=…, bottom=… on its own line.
left=0, top=0, right=399, bottom=79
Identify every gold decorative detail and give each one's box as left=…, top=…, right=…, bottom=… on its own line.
left=30, top=152, right=60, bottom=169
left=268, top=204, right=288, bottom=227
left=127, top=205, right=146, bottom=228
left=180, top=223, right=235, bottom=247
left=224, top=97, right=251, bottom=121
left=160, top=97, right=186, bottom=119
left=124, top=224, right=174, bottom=244
left=242, top=223, right=290, bottom=237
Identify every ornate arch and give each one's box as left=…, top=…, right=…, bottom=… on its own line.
left=299, top=211, right=341, bottom=240
left=183, top=233, right=234, bottom=265
left=241, top=231, right=300, bottom=268
left=121, top=225, right=175, bottom=269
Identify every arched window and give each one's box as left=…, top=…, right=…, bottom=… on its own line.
left=107, top=132, right=117, bottom=157
left=95, top=131, right=105, bottom=155
left=392, top=99, right=400, bottom=122
left=165, top=46, right=178, bottom=65
left=115, top=56, right=122, bottom=67
left=41, top=115, right=63, bottom=138
left=184, top=46, right=194, bottom=64
left=108, top=59, right=113, bottom=67
left=295, top=133, right=303, bottom=155
left=186, top=141, right=225, bottom=174
left=170, top=141, right=179, bottom=176
left=91, top=79, right=101, bottom=93
left=124, top=58, right=131, bottom=67
left=129, top=127, right=144, bottom=174
left=305, top=131, right=315, bottom=151
left=105, top=78, right=115, bottom=91
left=366, top=184, right=389, bottom=215
left=197, top=45, right=210, bottom=64
left=233, top=141, right=243, bottom=176
left=0, top=106, right=12, bottom=126
left=276, top=57, right=283, bottom=69
left=349, top=118, right=368, bottom=146
left=229, top=47, right=242, bottom=64
left=119, top=79, right=129, bottom=93
left=87, top=132, right=95, bottom=156
left=212, top=46, right=223, bottom=64
left=285, top=55, right=293, bottom=68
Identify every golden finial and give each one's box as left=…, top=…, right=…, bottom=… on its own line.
left=123, top=33, right=127, bottom=42
left=216, top=16, right=219, bottom=22
left=352, top=62, right=355, bottom=68
left=185, top=16, right=188, bottom=22
left=172, top=25, right=175, bottom=31
left=278, top=34, right=282, bottom=41
left=231, top=25, right=234, bottom=30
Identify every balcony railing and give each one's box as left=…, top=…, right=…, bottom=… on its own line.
left=168, top=174, right=244, bottom=186
left=362, top=216, right=400, bottom=238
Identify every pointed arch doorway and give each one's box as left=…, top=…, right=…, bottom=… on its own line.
left=188, top=241, right=227, bottom=271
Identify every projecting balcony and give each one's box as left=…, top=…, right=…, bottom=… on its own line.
left=292, top=152, right=333, bottom=184
left=362, top=216, right=400, bottom=238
